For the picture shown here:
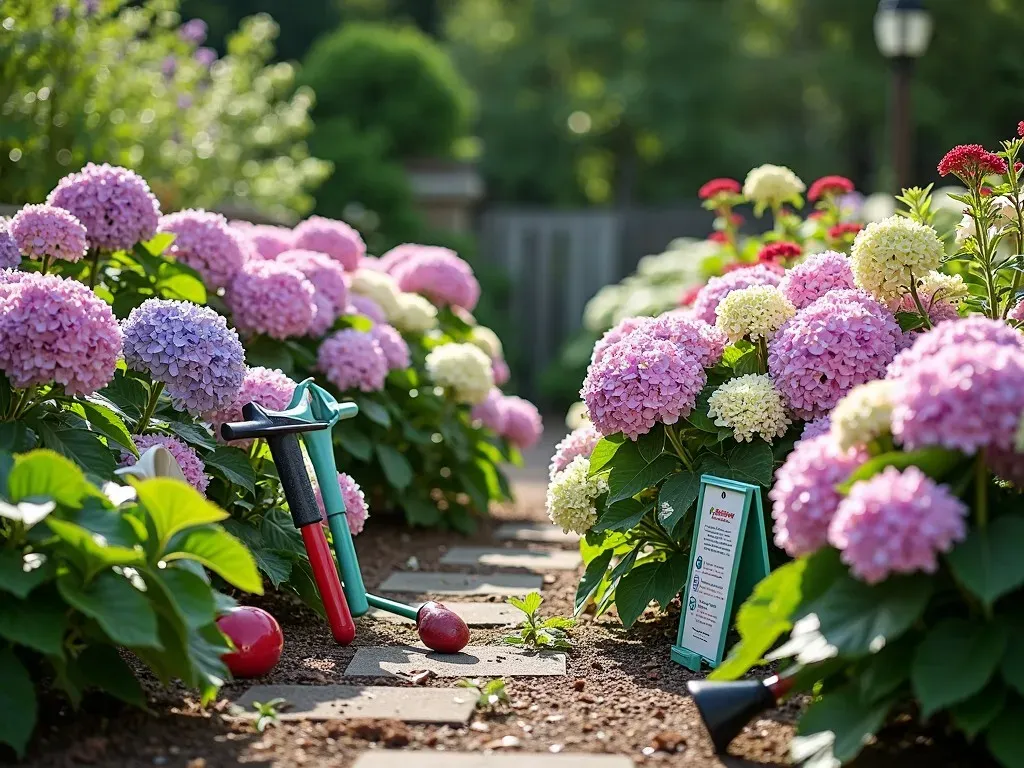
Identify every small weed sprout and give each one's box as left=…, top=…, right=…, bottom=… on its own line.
left=503, top=591, right=575, bottom=650
left=457, top=677, right=510, bottom=711
left=251, top=698, right=287, bottom=732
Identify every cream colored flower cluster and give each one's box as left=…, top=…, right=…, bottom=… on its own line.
left=392, top=292, right=438, bottom=333
left=349, top=269, right=402, bottom=320
left=830, top=380, right=895, bottom=451
left=918, top=271, right=968, bottom=303
left=743, top=164, right=805, bottom=210
left=707, top=373, right=791, bottom=443
left=715, top=285, right=796, bottom=342
left=425, top=342, right=494, bottom=405
left=850, top=215, right=945, bottom=302
left=546, top=456, right=608, bottom=534
left=469, top=326, right=503, bottom=359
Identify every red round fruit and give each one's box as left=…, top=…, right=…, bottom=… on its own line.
left=417, top=601, right=470, bottom=654
left=217, top=606, right=284, bottom=678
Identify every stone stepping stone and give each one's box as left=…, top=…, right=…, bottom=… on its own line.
left=378, top=571, right=542, bottom=596
left=495, top=521, right=580, bottom=545
left=233, top=684, right=475, bottom=725
left=354, top=754, right=634, bottom=767
left=441, top=546, right=581, bottom=572
left=345, top=644, right=566, bottom=678
left=366, top=602, right=521, bottom=627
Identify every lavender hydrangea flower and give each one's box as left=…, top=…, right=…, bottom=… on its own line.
left=226, top=260, right=317, bottom=340
left=123, top=434, right=209, bottom=495
left=392, top=248, right=481, bottom=311
left=471, top=388, right=507, bottom=433
left=591, top=316, right=649, bottom=364
left=47, top=163, right=161, bottom=251
left=691, top=265, right=782, bottom=325
left=121, top=299, right=245, bottom=415
left=194, top=47, right=217, bottom=68
left=232, top=222, right=294, bottom=260
left=318, top=329, right=388, bottom=393
left=9, top=204, right=88, bottom=264
left=158, top=209, right=247, bottom=289
left=500, top=396, right=544, bottom=450
left=276, top=248, right=349, bottom=313
left=292, top=216, right=365, bottom=271
left=886, top=317, right=1024, bottom=380
left=778, top=251, right=855, bottom=309
left=179, top=19, right=208, bottom=45
left=315, top=472, right=370, bottom=535
left=0, top=220, right=22, bottom=269
left=613, top=312, right=729, bottom=368
left=549, top=423, right=601, bottom=480
left=370, top=323, right=411, bottom=371
left=346, top=294, right=386, bottom=323
left=206, top=366, right=296, bottom=447
left=800, top=416, right=832, bottom=441
left=0, top=273, right=121, bottom=395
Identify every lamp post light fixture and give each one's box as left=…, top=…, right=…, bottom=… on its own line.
left=874, top=0, right=933, bottom=192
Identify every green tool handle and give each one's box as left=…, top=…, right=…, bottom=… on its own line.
left=366, top=593, right=419, bottom=621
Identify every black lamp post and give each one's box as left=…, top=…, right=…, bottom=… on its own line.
left=874, top=0, right=933, bottom=192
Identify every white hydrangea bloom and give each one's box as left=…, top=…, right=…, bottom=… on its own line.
left=715, top=285, right=796, bottom=342
left=742, top=164, right=805, bottom=211
left=546, top=456, right=607, bottom=534
left=849, top=215, right=944, bottom=302
left=706, top=374, right=791, bottom=443
left=349, top=269, right=402, bottom=321
left=918, top=271, right=968, bottom=303
left=830, top=380, right=895, bottom=451
left=566, top=401, right=591, bottom=430
left=392, top=292, right=438, bottom=333
left=425, top=342, right=494, bottom=405
left=469, top=326, right=503, bottom=359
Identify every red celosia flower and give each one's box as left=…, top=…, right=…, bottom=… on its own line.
left=809, top=210, right=827, bottom=220
left=1016, top=162, right=1024, bottom=174
left=937, top=144, right=1008, bottom=178
left=679, top=283, right=704, bottom=306
left=828, top=222, right=863, bottom=240
left=1018, top=121, right=1024, bottom=138
left=808, top=175, right=855, bottom=202
left=757, top=242, right=802, bottom=267
left=980, top=187, right=993, bottom=197
left=699, top=178, right=742, bottom=200
left=730, top=213, right=744, bottom=226
left=707, top=231, right=729, bottom=244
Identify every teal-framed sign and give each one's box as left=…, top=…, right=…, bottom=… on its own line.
left=671, top=474, right=770, bottom=671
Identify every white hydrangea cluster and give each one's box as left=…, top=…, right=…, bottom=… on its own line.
left=742, top=164, right=805, bottom=211
left=715, top=285, right=796, bottom=342
left=830, top=380, right=895, bottom=451
left=392, top=292, right=438, bottom=333
left=425, top=342, right=494, bottom=405
left=546, top=456, right=607, bottom=534
left=349, top=269, right=402, bottom=321
left=918, top=271, right=969, bottom=303
left=850, top=215, right=945, bottom=302
left=707, top=374, right=791, bottom=443
left=469, top=326, right=503, bottom=359
left=566, top=401, right=590, bottom=430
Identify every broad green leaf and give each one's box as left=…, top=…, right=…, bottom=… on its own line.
left=657, top=471, right=700, bottom=533
left=946, top=516, right=1024, bottom=606
left=635, top=426, right=665, bottom=463
left=357, top=397, right=391, bottom=428
left=607, top=453, right=678, bottom=504
left=615, top=561, right=659, bottom=628
left=102, top=372, right=149, bottom=420
left=165, top=421, right=217, bottom=451
left=0, top=589, right=67, bottom=656
left=0, top=549, right=55, bottom=598
left=588, top=434, right=625, bottom=475
left=728, top=440, right=774, bottom=486
left=1000, top=620, right=1024, bottom=697
left=0, top=422, right=35, bottom=453
left=58, top=571, right=162, bottom=649
left=151, top=567, right=217, bottom=629
left=204, top=446, right=256, bottom=495
left=45, top=517, right=145, bottom=573
left=77, top=645, right=147, bottom=709
left=259, top=508, right=307, bottom=557
left=912, top=617, right=1007, bottom=717
left=132, top=478, right=228, bottom=553
left=797, top=684, right=893, bottom=763
left=0, top=647, right=35, bottom=757
left=39, top=427, right=116, bottom=479
left=733, top=349, right=761, bottom=375
left=402, top=495, right=441, bottom=526
left=285, top=557, right=327, bottom=618
left=376, top=444, right=413, bottom=490
left=78, top=401, right=137, bottom=455
left=838, top=447, right=963, bottom=492
left=652, top=553, right=689, bottom=610
left=252, top=549, right=292, bottom=587
left=575, top=549, right=613, bottom=615
left=987, top=704, right=1024, bottom=768
left=156, top=264, right=207, bottom=304
left=950, top=680, right=1006, bottom=740
left=187, top=623, right=233, bottom=705
left=142, top=231, right=176, bottom=255
left=245, top=336, right=293, bottom=373
left=857, top=636, right=916, bottom=704
left=164, top=527, right=263, bottom=594
left=592, top=498, right=649, bottom=533
left=7, top=449, right=91, bottom=506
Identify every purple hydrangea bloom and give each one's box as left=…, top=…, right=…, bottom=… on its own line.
left=769, top=433, right=867, bottom=557
left=158, top=209, right=247, bottom=289
left=292, top=216, right=365, bottom=271
left=206, top=366, right=296, bottom=447
left=471, top=388, right=506, bottom=433
left=636, top=312, right=728, bottom=368
left=582, top=337, right=706, bottom=440
left=549, top=423, right=601, bottom=480
left=500, top=396, right=543, bottom=450
left=194, top=47, right=217, bottom=68
left=768, top=289, right=901, bottom=420
left=0, top=220, right=22, bottom=269
left=891, top=341, right=1024, bottom=453
left=829, top=466, right=967, bottom=584
left=233, top=222, right=294, bottom=260
left=308, top=292, right=336, bottom=338
left=778, top=251, right=855, bottom=309
left=318, top=329, right=388, bottom=393
left=0, top=273, right=121, bottom=395
left=370, top=323, right=410, bottom=371
left=591, top=316, right=649, bottom=364
left=800, top=416, right=832, bottom=441
left=276, top=248, right=349, bottom=313
left=887, top=316, right=1024, bottom=380
left=161, top=56, right=178, bottom=80
left=47, top=163, right=161, bottom=251
left=179, top=19, right=208, bottom=45
left=9, top=204, right=88, bottom=264
left=123, top=434, right=209, bottom=495
left=121, top=299, right=245, bottom=415
left=392, top=248, right=481, bottom=311
left=226, top=260, right=317, bottom=339
left=315, top=472, right=369, bottom=535
left=492, top=357, right=510, bottom=386
left=692, top=265, right=782, bottom=325
left=346, top=293, right=386, bottom=323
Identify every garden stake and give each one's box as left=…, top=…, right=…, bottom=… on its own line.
left=220, top=401, right=356, bottom=646
left=287, top=379, right=471, bottom=653
left=687, top=675, right=795, bottom=754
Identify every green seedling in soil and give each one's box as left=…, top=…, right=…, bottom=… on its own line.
left=503, top=592, right=575, bottom=650
left=456, top=678, right=510, bottom=711
left=251, top=698, right=288, bottom=732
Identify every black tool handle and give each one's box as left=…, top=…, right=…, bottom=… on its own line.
left=263, top=432, right=323, bottom=529
left=219, top=402, right=329, bottom=442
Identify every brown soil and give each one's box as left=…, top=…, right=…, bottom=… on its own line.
left=14, top=480, right=988, bottom=768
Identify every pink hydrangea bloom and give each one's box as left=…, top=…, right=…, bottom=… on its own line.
left=801, top=416, right=832, bottom=441
left=638, top=312, right=728, bottom=367
left=346, top=293, right=386, bottom=323
left=233, top=222, right=294, bottom=260
left=500, top=395, right=543, bottom=449
left=891, top=342, right=1024, bottom=453
left=370, top=323, right=410, bottom=370
left=0, top=220, right=20, bottom=269
left=47, top=163, right=161, bottom=251
left=392, top=248, right=480, bottom=311
left=206, top=366, right=296, bottom=446
left=592, top=316, right=649, bottom=364
left=292, top=216, right=365, bottom=271
left=1010, top=300, right=1024, bottom=322
left=769, top=434, right=867, bottom=557
left=308, top=292, right=336, bottom=337
left=0, top=273, right=121, bottom=395
left=886, top=317, right=1024, bottom=380
left=318, top=329, right=388, bottom=393
left=829, top=467, right=967, bottom=584
left=471, top=388, right=506, bottom=433
left=378, top=243, right=428, bottom=274
left=768, top=290, right=901, bottom=420
left=158, top=209, right=248, bottom=290
left=9, top=204, right=88, bottom=263
left=226, top=260, right=316, bottom=339
left=276, top=249, right=349, bottom=312
left=778, top=251, right=855, bottom=309
left=691, top=265, right=782, bottom=325
left=315, top=471, right=370, bottom=535
left=582, top=337, right=706, bottom=440
left=492, top=357, right=511, bottom=386
left=123, top=434, right=209, bottom=495
left=549, top=423, right=601, bottom=479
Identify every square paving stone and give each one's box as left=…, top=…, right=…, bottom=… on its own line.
left=366, top=602, right=521, bottom=627
left=354, top=753, right=634, bottom=767
left=344, top=645, right=566, bottom=678
left=440, top=547, right=581, bottom=571
left=495, top=521, right=580, bottom=545
left=378, top=571, right=542, bottom=596
left=233, top=685, right=476, bottom=724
